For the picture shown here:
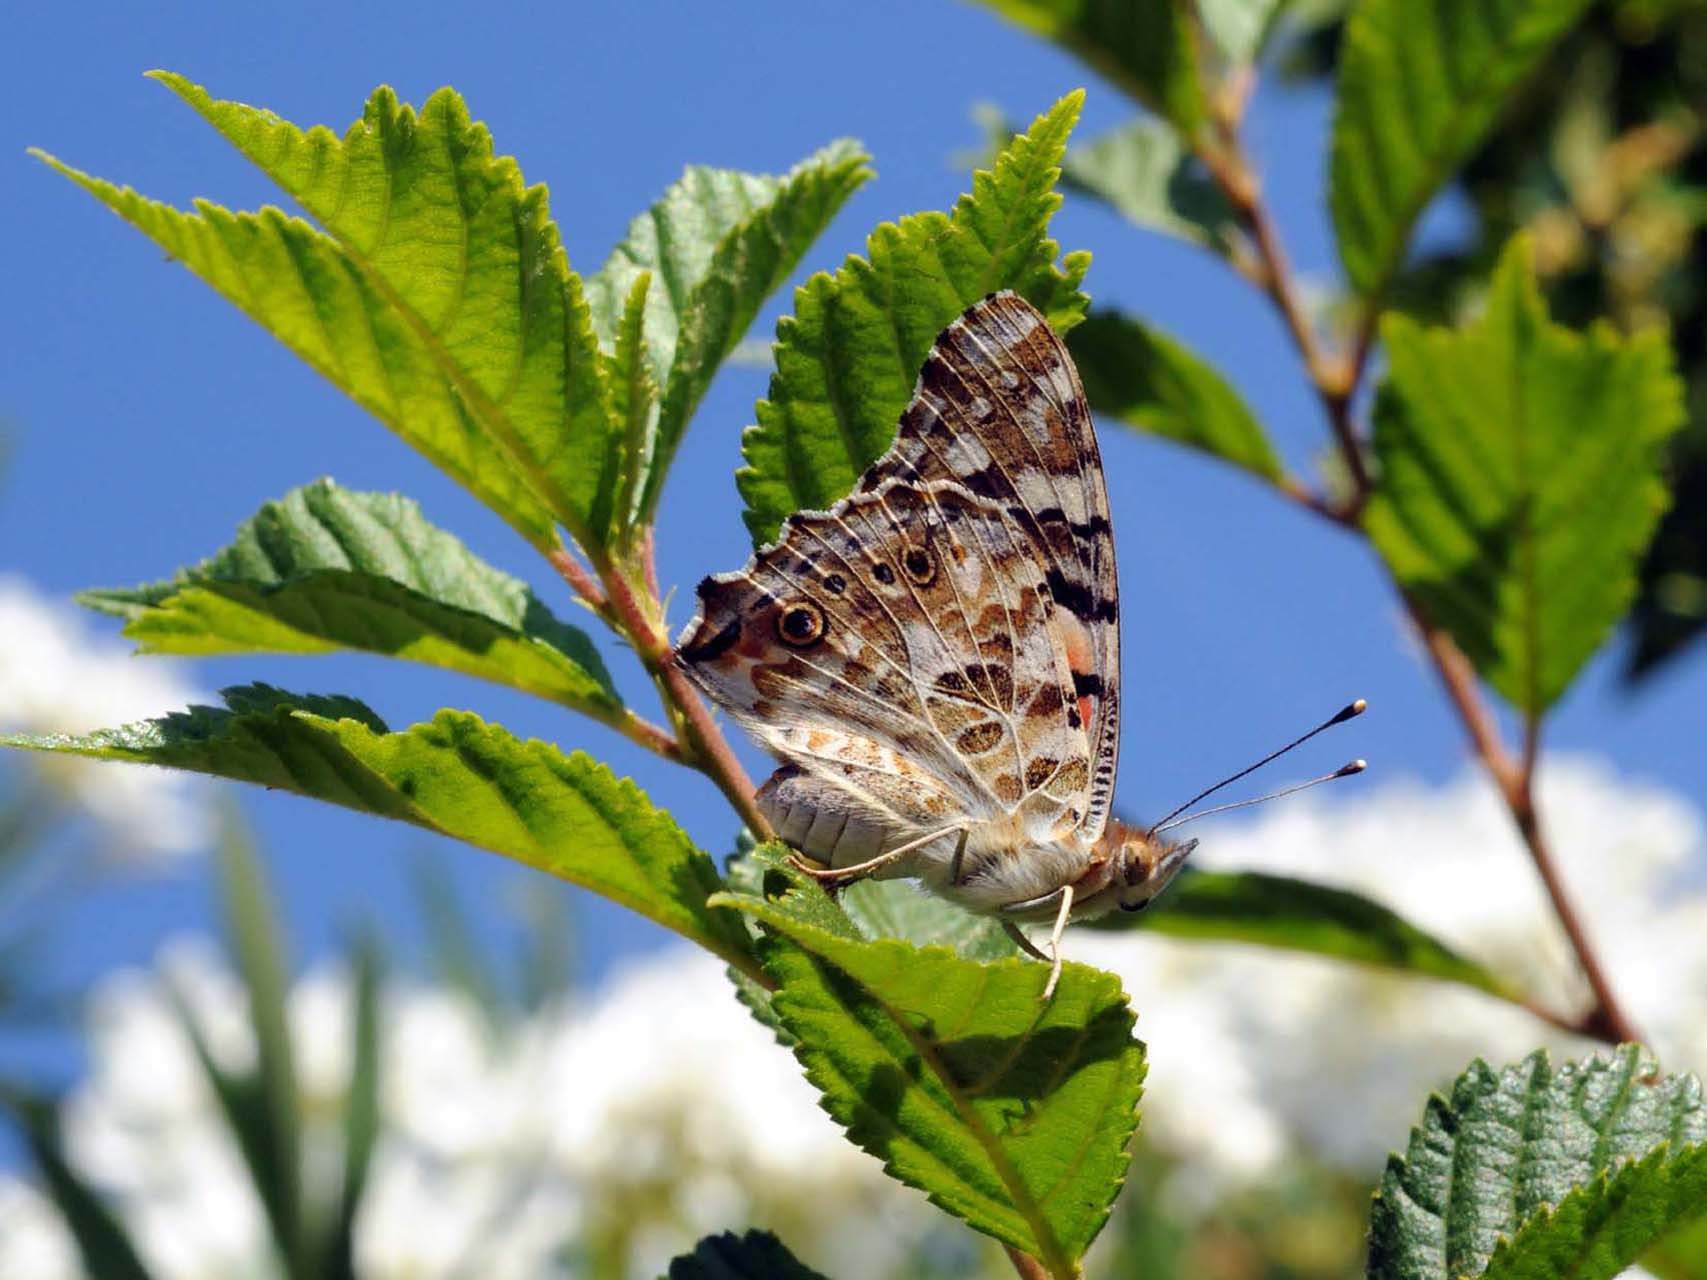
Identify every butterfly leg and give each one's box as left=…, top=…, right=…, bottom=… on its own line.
left=789, top=824, right=964, bottom=886
left=949, top=828, right=971, bottom=885
left=1001, top=920, right=1050, bottom=963
left=1042, top=883, right=1075, bottom=1000
left=998, top=885, right=1076, bottom=999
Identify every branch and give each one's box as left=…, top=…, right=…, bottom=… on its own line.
left=1200, top=135, right=1372, bottom=510
left=1003, top=1245, right=1054, bottom=1280
left=599, top=540, right=773, bottom=842
left=1406, top=607, right=1642, bottom=1044
left=1195, top=115, right=1642, bottom=1048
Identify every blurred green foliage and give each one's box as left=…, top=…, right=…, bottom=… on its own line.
left=1291, top=0, right=1707, bottom=680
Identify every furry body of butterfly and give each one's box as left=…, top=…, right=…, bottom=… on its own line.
left=676, top=292, right=1196, bottom=995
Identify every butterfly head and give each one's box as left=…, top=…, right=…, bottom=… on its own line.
left=1075, top=820, right=1197, bottom=918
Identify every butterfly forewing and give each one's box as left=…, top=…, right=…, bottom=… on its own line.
left=868, top=293, right=1120, bottom=841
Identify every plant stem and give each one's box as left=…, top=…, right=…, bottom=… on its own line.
left=1406, top=602, right=1643, bottom=1043
left=599, top=541, right=773, bottom=842
left=547, top=546, right=610, bottom=615
left=1200, top=120, right=1642, bottom=1047
left=1201, top=136, right=1371, bottom=509
left=1003, top=1245, right=1054, bottom=1280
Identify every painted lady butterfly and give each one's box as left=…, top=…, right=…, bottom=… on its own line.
left=677, top=292, right=1196, bottom=997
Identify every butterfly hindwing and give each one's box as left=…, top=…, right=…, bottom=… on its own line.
left=677, top=477, right=1094, bottom=852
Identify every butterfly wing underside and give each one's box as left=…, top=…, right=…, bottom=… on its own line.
left=869, top=292, right=1120, bottom=841
left=676, top=292, right=1119, bottom=881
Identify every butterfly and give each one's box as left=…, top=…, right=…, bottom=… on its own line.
left=676, top=291, right=1196, bottom=997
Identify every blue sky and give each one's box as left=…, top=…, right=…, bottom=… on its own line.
left=3, top=3, right=1703, bottom=1061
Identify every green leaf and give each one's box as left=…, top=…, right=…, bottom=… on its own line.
left=79, top=479, right=621, bottom=721
left=1060, top=118, right=1240, bottom=254
left=1365, top=236, right=1686, bottom=713
left=209, top=810, right=307, bottom=1276
left=602, top=272, right=661, bottom=540
left=1068, top=309, right=1283, bottom=480
left=1329, top=0, right=1595, bottom=298
left=712, top=869, right=1143, bottom=1275
left=1089, top=868, right=1519, bottom=1001
left=663, top=1229, right=830, bottom=1280
left=2, top=1090, right=154, bottom=1280
left=1197, top=0, right=1288, bottom=66
left=971, top=0, right=1205, bottom=135
left=585, top=141, right=872, bottom=530
left=1, top=686, right=755, bottom=972
left=839, top=878, right=1020, bottom=963
left=1643, top=1213, right=1707, bottom=1280
left=739, top=92, right=1091, bottom=544
left=37, top=73, right=626, bottom=551
left=728, top=842, right=1018, bottom=961
left=1367, top=1046, right=1707, bottom=1280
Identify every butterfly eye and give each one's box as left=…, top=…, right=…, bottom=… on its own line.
left=902, top=546, right=935, bottom=586
left=1119, top=899, right=1150, bottom=914
left=776, top=603, right=826, bottom=648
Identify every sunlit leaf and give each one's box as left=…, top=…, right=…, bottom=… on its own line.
left=585, top=142, right=872, bottom=529
left=739, top=92, right=1090, bottom=544
left=713, top=854, right=1142, bottom=1274
left=1, top=686, right=755, bottom=972
left=1068, top=309, right=1282, bottom=480
left=1090, top=868, right=1519, bottom=1000
left=36, top=74, right=628, bottom=550
left=970, top=0, right=1205, bottom=134
left=1368, top=1047, right=1707, bottom=1280
left=1330, top=0, right=1594, bottom=297
left=1366, top=237, right=1686, bottom=713
left=80, top=479, right=620, bottom=720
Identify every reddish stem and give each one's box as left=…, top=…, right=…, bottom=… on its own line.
left=1200, top=119, right=1641, bottom=1047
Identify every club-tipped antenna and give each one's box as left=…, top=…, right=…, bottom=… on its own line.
left=1147, top=699, right=1368, bottom=834
left=1153, top=760, right=1366, bottom=833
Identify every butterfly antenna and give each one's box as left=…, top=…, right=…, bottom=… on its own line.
left=1153, top=760, right=1367, bottom=834
left=1147, top=699, right=1368, bottom=835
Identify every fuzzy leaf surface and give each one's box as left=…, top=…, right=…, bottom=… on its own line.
left=1068, top=309, right=1282, bottom=480
left=585, top=142, right=871, bottom=528
left=1, top=687, right=752, bottom=970
left=1366, top=237, right=1685, bottom=712
left=970, top=0, right=1204, bottom=134
left=739, top=92, right=1091, bottom=544
left=1368, top=1047, right=1707, bottom=1280
left=1330, top=0, right=1595, bottom=297
left=1090, top=869, right=1517, bottom=1000
left=80, top=479, right=619, bottom=719
left=713, top=856, right=1143, bottom=1275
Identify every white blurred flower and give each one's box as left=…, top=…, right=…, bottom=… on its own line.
left=0, top=576, right=210, bottom=861
left=1078, top=755, right=1707, bottom=1189
left=1, top=940, right=935, bottom=1280
left=1, top=757, right=1699, bottom=1278
left=0, top=1182, right=79, bottom=1280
